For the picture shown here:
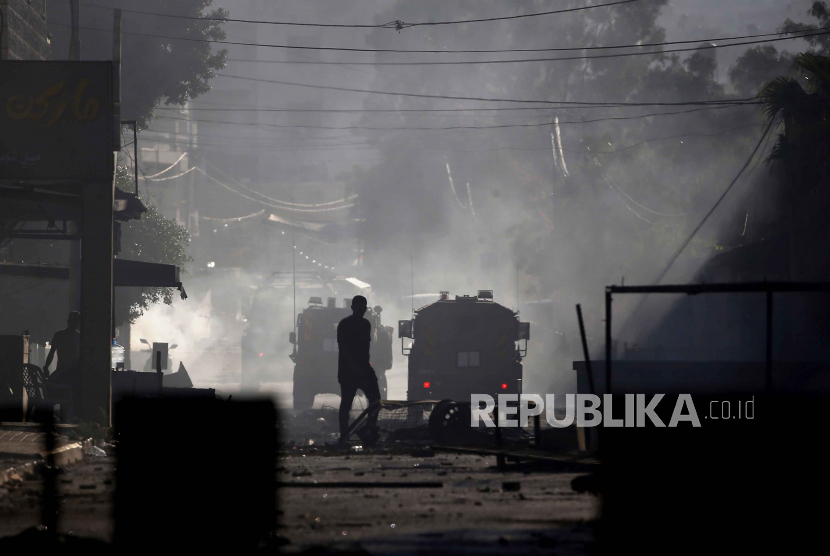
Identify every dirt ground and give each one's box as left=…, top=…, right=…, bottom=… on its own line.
left=1, top=448, right=597, bottom=554
left=0, top=454, right=115, bottom=542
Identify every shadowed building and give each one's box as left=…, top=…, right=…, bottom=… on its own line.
left=0, top=0, right=49, bottom=60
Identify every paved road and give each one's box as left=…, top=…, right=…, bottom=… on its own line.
left=1, top=449, right=596, bottom=553
left=279, top=450, right=597, bottom=553
left=0, top=454, right=114, bottom=541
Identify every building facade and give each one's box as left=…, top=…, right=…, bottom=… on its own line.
left=1, top=0, right=49, bottom=60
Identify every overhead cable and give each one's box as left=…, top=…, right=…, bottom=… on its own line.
left=151, top=104, right=751, bottom=123
left=652, top=119, right=776, bottom=284
left=195, top=167, right=355, bottom=213
left=216, top=73, right=759, bottom=107
left=56, top=20, right=828, bottom=55
left=445, top=162, right=467, bottom=210
left=205, top=161, right=358, bottom=207
left=139, top=115, right=760, bottom=153
left=77, top=0, right=640, bottom=30
left=142, top=151, right=187, bottom=178
left=215, top=31, right=830, bottom=66
left=154, top=107, right=758, bottom=133
left=225, top=25, right=830, bottom=54
left=140, top=166, right=197, bottom=181
left=201, top=210, right=266, bottom=223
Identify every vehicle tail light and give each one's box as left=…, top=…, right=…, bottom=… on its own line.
left=423, top=382, right=431, bottom=389
left=259, top=352, right=264, bottom=357
left=501, top=383, right=508, bottom=390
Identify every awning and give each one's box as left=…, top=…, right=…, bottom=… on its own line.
left=0, top=259, right=186, bottom=298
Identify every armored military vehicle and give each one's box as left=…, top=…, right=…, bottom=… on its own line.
left=241, top=272, right=389, bottom=396
left=398, top=290, right=530, bottom=403
left=289, top=296, right=393, bottom=410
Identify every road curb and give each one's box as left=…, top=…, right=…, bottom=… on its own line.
left=0, top=439, right=93, bottom=486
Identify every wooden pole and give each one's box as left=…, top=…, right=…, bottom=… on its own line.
left=605, top=289, right=612, bottom=394
left=133, top=123, right=138, bottom=195
left=576, top=304, right=596, bottom=396
left=67, top=0, right=82, bottom=312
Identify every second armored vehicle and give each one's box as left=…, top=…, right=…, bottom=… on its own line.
left=398, top=290, right=529, bottom=403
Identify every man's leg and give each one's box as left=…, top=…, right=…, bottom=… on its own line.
left=360, top=374, right=382, bottom=428
left=339, top=382, right=359, bottom=441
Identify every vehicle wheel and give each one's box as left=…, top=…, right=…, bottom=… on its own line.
left=428, top=400, right=472, bottom=443
left=292, top=367, right=316, bottom=411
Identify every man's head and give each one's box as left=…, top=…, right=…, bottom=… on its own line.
left=351, top=295, right=368, bottom=317
left=67, top=311, right=81, bottom=330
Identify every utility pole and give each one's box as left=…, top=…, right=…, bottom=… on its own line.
left=187, top=113, right=196, bottom=237
left=67, top=0, right=82, bottom=312
left=516, top=258, right=520, bottom=314
left=69, top=0, right=80, bottom=61
left=292, top=199, right=297, bottom=351
left=111, top=8, right=121, bottom=350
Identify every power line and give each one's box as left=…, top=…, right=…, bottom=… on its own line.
left=154, top=106, right=759, bottom=132
left=401, top=0, right=640, bottom=28
left=139, top=106, right=758, bottom=151
left=155, top=106, right=577, bottom=114
left=195, top=167, right=355, bottom=213
left=216, top=73, right=759, bottom=107
left=150, top=104, right=742, bottom=115
left=152, top=105, right=753, bottom=125
left=581, top=123, right=763, bottom=155
left=140, top=166, right=197, bottom=182
left=205, top=161, right=358, bottom=208
left=143, top=151, right=188, bottom=178
left=201, top=210, right=266, bottom=223
left=77, top=0, right=641, bottom=30
left=215, top=31, right=830, bottom=66
left=226, top=26, right=830, bottom=54
left=53, top=20, right=828, bottom=56
left=652, top=118, right=775, bottom=285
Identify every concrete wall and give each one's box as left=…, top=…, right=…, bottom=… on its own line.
left=1, top=0, right=49, bottom=60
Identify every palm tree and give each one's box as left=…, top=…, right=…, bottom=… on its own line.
left=760, top=52, right=830, bottom=279
left=761, top=53, right=830, bottom=177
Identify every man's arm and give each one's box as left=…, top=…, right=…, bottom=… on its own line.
left=363, top=320, right=374, bottom=371
left=43, top=333, right=57, bottom=373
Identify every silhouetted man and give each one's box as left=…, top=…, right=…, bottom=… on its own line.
left=44, top=311, right=81, bottom=383
left=337, top=295, right=380, bottom=445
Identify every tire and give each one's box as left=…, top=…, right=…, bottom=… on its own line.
left=292, top=366, right=316, bottom=411
left=428, top=400, right=472, bottom=443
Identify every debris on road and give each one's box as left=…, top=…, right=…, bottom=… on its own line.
left=87, top=446, right=107, bottom=458
left=278, top=481, right=444, bottom=489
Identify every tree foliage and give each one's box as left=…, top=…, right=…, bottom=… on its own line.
left=46, top=0, right=227, bottom=126
left=729, top=46, right=794, bottom=98
left=115, top=167, right=192, bottom=325
left=781, top=1, right=830, bottom=55
left=761, top=52, right=830, bottom=183
left=346, top=0, right=765, bottom=300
